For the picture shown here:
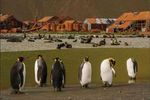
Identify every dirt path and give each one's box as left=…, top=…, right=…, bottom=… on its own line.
left=1, top=83, right=150, bottom=100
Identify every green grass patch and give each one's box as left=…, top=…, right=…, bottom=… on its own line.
left=0, top=48, right=150, bottom=89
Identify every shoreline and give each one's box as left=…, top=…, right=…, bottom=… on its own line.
left=0, top=34, right=150, bottom=52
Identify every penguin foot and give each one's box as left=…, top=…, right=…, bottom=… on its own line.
left=10, top=91, right=18, bottom=95
left=62, top=85, right=65, bottom=88
left=41, top=83, right=48, bottom=87
left=56, top=88, right=61, bottom=92
left=17, top=91, right=25, bottom=94
left=39, top=84, right=44, bottom=87
left=10, top=91, right=24, bottom=95
left=84, top=84, right=89, bottom=89
left=82, top=84, right=89, bottom=89
left=53, top=88, right=56, bottom=92
left=35, top=84, right=42, bottom=87
left=108, top=84, right=112, bottom=87
left=128, top=80, right=135, bottom=84
left=102, top=84, right=109, bottom=87
left=103, top=82, right=112, bottom=87
left=43, top=84, right=48, bottom=87
left=102, top=85, right=106, bottom=87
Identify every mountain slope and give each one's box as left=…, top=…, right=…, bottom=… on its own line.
left=1, top=0, right=150, bottom=20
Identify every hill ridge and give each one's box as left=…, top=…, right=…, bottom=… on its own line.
left=1, top=0, right=150, bottom=20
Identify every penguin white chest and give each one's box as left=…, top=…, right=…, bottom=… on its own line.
left=80, top=62, right=92, bottom=85
left=20, top=63, right=26, bottom=90
left=127, top=59, right=136, bottom=77
left=34, top=60, right=41, bottom=85
left=100, top=60, right=114, bottom=84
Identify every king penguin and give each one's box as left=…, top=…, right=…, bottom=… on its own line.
left=100, top=58, right=116, bottom=87
left=50, top=57, right=65, bottom=91
left=78, top=57, right=92, bottom=88
left=34, top=55, right=47, bottom=87
left=126, top=58, right=138, bottom=84
left=10, top=57, right=26, bottom=94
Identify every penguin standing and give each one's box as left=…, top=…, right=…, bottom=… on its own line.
left=10, top=57, right=26, bottom=94
left=50, top=58, right=65, bottom=91
left=126, top=58, right=138, bottom=84
left=78, top=57, right=92, bottom=88
left=100, top=58, right=116, bottom=87
left=34, top=55, right=47, bottom=87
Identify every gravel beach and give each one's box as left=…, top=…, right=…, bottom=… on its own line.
left=0, top=34, right=150, bottom=52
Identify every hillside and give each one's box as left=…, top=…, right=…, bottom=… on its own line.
left=1, top=0, right=150, bottom=20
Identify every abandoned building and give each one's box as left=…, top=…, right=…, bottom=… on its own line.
left=1, top=11, right=149, bottom=34
left=107, top=11, right=150, bottom=33
left=0, top=14, right=23, bottom=33
left=84, top=17, right=115, bottom=32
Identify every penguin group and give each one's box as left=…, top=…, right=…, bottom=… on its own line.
left=10, top=56, right=138, bottom=94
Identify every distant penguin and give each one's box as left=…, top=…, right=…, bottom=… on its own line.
left=78, top=57, right=92, bottom=88
left=100, top=58, right=116, bottom=87
left=34, top=55, right=47, bottom=87
left=10, top=57, right=26, bottom=94
left=51, top=58, right=65, bottom=91
left=126, top=58, right=138, bottom=84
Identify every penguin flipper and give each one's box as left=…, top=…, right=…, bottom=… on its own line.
left=111, top=67, right=116, bottom=77
left=78, top=62, right=84, bottom=81
left=20, top=63, right=26, bottom=90
left=133, top=60, right=138, bottom=73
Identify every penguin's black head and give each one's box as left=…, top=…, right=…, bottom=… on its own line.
left=84, top=56, right=89, bottom=62
left=54, top=57, right=60, bottom=61
left=38, top=55, right=42, bottom=58
left=109, top=58, right=116, bottom=67
left=18, top=57, right=24, bottom=62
